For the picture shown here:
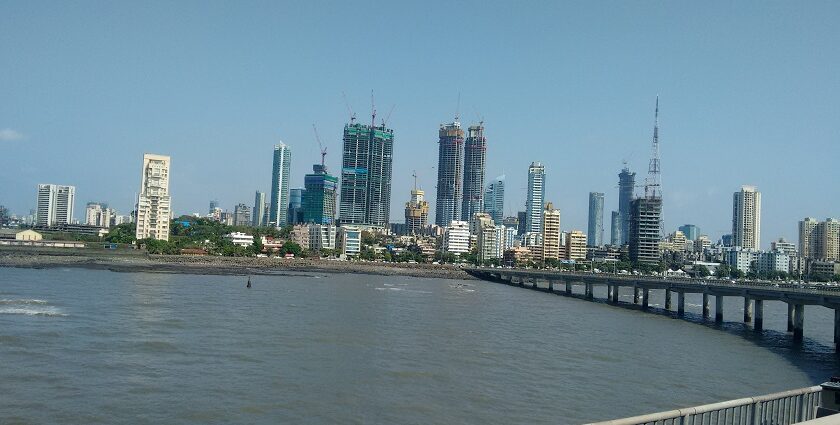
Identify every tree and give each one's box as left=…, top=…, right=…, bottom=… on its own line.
left=715, top=264, right=731, bottom=279
left=280, top=241, right=302, bottom=257
left=695, top=265, right=710, bottom=278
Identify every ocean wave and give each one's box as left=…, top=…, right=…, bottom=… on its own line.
left=0, top=299, right=48, bottom=305
left=0, top=307, right=67, bottom=317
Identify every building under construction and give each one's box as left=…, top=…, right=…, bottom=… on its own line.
left=434, top=120, right=464, bottom=226
left=629, top=97, right=663, bottom=265
left=404, top=188, right=429, bottom=235
left=338, top=121, right=394, bottom=228
left=461, top=123, right=487, bottom=222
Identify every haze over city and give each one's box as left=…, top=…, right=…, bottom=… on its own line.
left=2, top=1, right=838, bottom=245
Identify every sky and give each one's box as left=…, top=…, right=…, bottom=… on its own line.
left=1, top=1, right=838, bottom=247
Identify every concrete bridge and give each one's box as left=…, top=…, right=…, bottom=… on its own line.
left=465, top=267, right=840, bottom=346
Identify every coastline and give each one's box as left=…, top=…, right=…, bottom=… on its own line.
left=0, top=251, right=476, bottom=280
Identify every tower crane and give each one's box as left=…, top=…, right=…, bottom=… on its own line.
left=312, top=124, right=327, bottom=168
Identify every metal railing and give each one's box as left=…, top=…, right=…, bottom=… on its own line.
left=587, top=385, right=822, bottom=425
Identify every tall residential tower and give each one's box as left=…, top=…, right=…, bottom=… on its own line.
left=339, top=121, right=394, bottom=228
left=483, top=175, right=505, bottom=225
left=587, top=192, right=604, bottom=247
left=732, top=185, right=761, bottom=250
left=434, top=119, right=464, bottom=226
left=135, top=153, right=171, bottom=241
left=525, top=162, right=545, bottom=234
left=268, top=142, right=292, bottom=227
left=36, top=184, right=75, bottom=227
left=461, top=123, right=487, bottom=222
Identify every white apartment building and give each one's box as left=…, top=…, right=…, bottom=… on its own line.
left=135, top=153, right=171, bottom=241
left=36, top=184, right=75, bottom=227
left=338, top=226, right=361, bottom=256
left=443, top=220, right=470, bottom=255
left=309, top=224, right=337, bottom=251
left=732, top=185, right=761, bottom=250
left=225, top=232, right=254, bottom=247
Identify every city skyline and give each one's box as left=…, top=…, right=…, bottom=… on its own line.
left=2, top=2, right=838, bottom=245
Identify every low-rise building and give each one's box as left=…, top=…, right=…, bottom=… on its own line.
left=443, top=221, right=469, bottom=255
left=225, top=232, right=254, bottom=247
left=0, top=229, right=43, bottom=241
left=565, top=230, right=587, bottom=261
left=503, top=246, right=531, bottom=267
left=290, top=225, right=310, bottom=250
left=338, top=226, right=361, bottom=257
left=309, top=224, right=337, bottom=251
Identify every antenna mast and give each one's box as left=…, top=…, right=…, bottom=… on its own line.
left=644, top=96, right=661, bottom=200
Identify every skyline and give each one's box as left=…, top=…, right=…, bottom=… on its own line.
left=2, top=1, right=839, bottom=246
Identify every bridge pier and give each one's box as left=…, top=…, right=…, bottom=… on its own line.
left=565, top=281, right=572, bottom=295
left=531, top=279, right=537, bottom=289
left=633, top=286, right=640, bottom=304
left=754, top=300, right=763, bottom=330
left=518, top=277, right=525, bottom=288
left=665, top=289, right=672, bottom=311
left=548, top=280, right=554, bottom=292
left=606, top=285, right=613, bottom=302
left=793, top=304, right=804, bottom=341
left=835, top=309, right=840, bottom=345
left=743, top=298, right=753, bottom=323
left=585, top=283, right=593, bottom=300
left=611, top=285, right=619, bottom=303
left=787, top=304, right=795, bottom=332
left=702, top=293, right=710, bottom=319
left=715, top=295, right=724, bottom=323
left=642, top=288, right=649, bottom=309
left=677, top=292, right=685, bottom=316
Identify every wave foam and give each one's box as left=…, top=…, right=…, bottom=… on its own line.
left=0, top=299, right=48, bottom=305
left=0, top=306, right=67, bottom=317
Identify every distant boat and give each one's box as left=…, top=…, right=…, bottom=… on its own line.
left=246, top=276, right=251, bottom=289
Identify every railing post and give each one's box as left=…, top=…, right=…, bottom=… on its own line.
left=677, top=292, right=685, bottom=316
left=743, top=297, right=752, bottom=323
left=754, top=299, right=763, bottom=330
left=665, top=289, right=672, bottom=311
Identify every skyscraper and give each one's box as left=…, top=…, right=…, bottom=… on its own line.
left=252, top=191, right=266, bottom=227
left=618, top=166, right=635, bottom=245
left=36, top=184, right=75, bottom=227
left=525, top=162, right=545, bottom=234
left=135, top=153, right=171, bottom=241
left=404, top=188, right=429, bottom=235
left=287, top=188, right=304, bottom=225
left=338, top=121, right=394, bottom=228
left=539, top=202, right=561, bottom=263
left=233, top=203, right=251, bottom=227
left=517, top=211, right=527, bottom=236
left=461, top=123, right=487, bottom=222
left=303, top=163, right=338, bottom=225
left=434, top=119, right=464, bottom=226
left=268, top=142, right=292, bottom=228
left=732, top=185, right=761, bottom=250
left=483, top=175, right=505, bottom=225
left=610, top=210, right=621, bottom=246
left=799, top=217, right=818, bottom=259
left=629, top=197, right=662, bottom=265
left=587, top=192, right=604, bottom=247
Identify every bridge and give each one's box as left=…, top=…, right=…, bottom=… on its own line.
left=464, top=267, right=840, bottom=346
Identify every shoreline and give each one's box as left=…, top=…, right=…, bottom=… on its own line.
left=0, top=251, right=476, bottom=280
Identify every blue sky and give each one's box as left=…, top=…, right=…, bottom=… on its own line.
left=1, top=1, right=838, bottom=246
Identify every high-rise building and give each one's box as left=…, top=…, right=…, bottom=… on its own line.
left=477, top=224, right=504, bottom=264
left=84, top=202, right=112, bottom=228
left=678, top=224, right=700, bottom=241
left=209, top=200, right=219, bottom=215
left=443, top=220, right=470, bottom=255
left=732, top=185, right=761, bottom=250
left=36, top=184, right=75, bottom=227
left=814, top=219, right=840, bottom=261
left=233, top=203, right=251, bottom=227
left=303, top=163, right=338, bottom=225
left=525, top=162, right=545, bottom=234
left=618, top=166, right=635, bottom=245
left=339, top=121, right=394, bottom=228
left=461, top=123, right=487, bottom=222
left=404, top=188, right=429, bottom=235
left=610, top=210, right=621, bottom=246
left=483, top=175, right=505, bottom=225
left=629, top=197, right=662, bottom=265
left=253, top=191, right=266, bottom=227
left=502, top=216, right=519, bottom=237
left=135, top=154, right=171, bottom=241
left=434, top=119, right=464, bottom=226
left=799, top=217, right=818, bottom=259
left=539, top=202, right=561, bottom=263
left=288, top=188, right=305, bottom=225
left=517, top=211, right=527, bottom=236
left=566, top=230, right=587, bottom=261
left=587, top=192, right=604, bottom=247
left=268, top=142, right=292, bottom=228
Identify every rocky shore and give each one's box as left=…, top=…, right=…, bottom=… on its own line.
left=0, top=251, right=475, bottom=280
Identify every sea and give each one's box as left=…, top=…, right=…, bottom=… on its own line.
left=0, top=267, right=838, bottom=424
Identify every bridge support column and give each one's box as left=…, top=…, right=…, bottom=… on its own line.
left=743, top=298, right=752, bottom=323
left=665, top=289, right=672, bottom=311
left=835, top=309, right=840, bottom=345
left=565, top=281, right=572, bottom=295
left=793, top=304, right=804, bottom=342
left=606, top=285, right=612, bottom=302
left=585, top=283, right=593, bottom=300
left=531, top=279, right=537, bottom=289
left=611, top=286, right=619, bottom=303
left=702, top=293, right=710, bottom=319
left=677, top=292, right=685, bottom=316
left=548, top=280, right=554, bottom=292
left=633, top=286, right=640, bottom=304
left=518, top=277, right=525, bottom=288
left=642, top=288, right=649, bottom=309
left=787, top=304, right=795, bottom=332
left=754, top=300, right=763, bottom=330
left=715, top=295, right=724, bottom=323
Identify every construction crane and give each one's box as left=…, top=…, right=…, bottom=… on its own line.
left=341, top=91, right=356, bottom=123
left=412, top=170, right=418, bottom=191
left=312, top=124, right=327, bottom=167
left=382, top=104, right=396, bottom=127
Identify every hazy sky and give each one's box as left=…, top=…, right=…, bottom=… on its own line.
left=1, top=1, right=838, bottom=246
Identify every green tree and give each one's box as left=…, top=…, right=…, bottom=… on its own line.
left=279, top=241, right=302, bottom=257
left=695, top=265, right=710, bottom=278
